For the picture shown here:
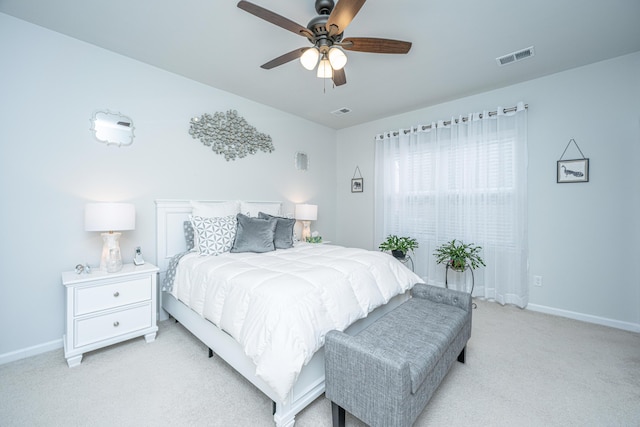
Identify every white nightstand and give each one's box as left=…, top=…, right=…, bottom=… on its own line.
left=61, top=263, right=159, bottom=367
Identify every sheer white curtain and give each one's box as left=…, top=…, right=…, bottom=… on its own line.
left=374, top=102, right=528, bottom=307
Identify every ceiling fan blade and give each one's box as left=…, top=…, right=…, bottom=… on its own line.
left=332, top=68, right=347, bottom=86
left=260, top=48, right=307, bottom=70
left=326, top=0, right=366, bottom=37
left=237, top=1, right=314, bottom=40
left=341, top=37, right=412, bottom=54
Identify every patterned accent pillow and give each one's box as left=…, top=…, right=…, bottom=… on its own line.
left=183, top=220, right=195, bottom=251
left=190, top=215, right=237, bottom=256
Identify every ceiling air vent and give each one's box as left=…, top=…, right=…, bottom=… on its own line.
left=496, top=46, right=535, bottom=66
left=331, top=107, right=352, bottom=116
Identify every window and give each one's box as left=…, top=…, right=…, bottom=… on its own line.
left=375, top=104, right=528, bottom=307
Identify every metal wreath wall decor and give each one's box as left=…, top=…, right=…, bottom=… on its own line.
left=189, top=110, right=274, bottom=161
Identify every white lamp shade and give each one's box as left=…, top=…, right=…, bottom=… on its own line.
left=316, top=58, right=333, bottom=78
left=295, top=204, right=318, bottom=221
left=328, top=47, right=347, bottom=70
left=85, top=203, right=135, bottom=232
left=300, top=48, right=320, bottom=70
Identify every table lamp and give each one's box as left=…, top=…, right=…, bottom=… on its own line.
left=295, top=204, right=317, bottom=241
left=85, top=203, right=135, bottom=272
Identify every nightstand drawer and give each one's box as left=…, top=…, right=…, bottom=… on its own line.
left=75, top=303, right=152, bottom=348
left=75, top=277, right=151, bottom=315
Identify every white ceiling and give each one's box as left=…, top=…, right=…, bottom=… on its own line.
left=2, top=0, right=639, bottom=129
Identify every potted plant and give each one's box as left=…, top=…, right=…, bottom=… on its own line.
left=433, top=239, right=486, bottom=271
left=305, top=232, right=323, bottom=243
left=379, top=235, right=419, bottom=260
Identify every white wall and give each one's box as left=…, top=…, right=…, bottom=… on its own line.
left=2, top=11, right=638, bottom=361
left=0, top=14, right=337, bottom=358
left=336, top=52, right=640, bottom=331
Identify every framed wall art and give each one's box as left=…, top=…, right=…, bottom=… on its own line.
left=351, top=166, right=363, bottom=193
left=351, top=178, right=363, bottom=193
left=557, top=158, right=589, bottom=183
left=557, top=139, right=589, bottom=183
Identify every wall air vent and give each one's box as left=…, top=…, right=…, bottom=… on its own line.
left=496, top=46, right=535, bottom=66
left=331, top=107, right=352, bottom=116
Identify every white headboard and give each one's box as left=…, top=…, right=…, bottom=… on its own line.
left=155, top=200, right=194, bottom=273
left=155, top=199, right=284, bottom=273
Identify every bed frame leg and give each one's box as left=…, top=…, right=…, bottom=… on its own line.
left=208, top=348, right=213, bottom=358
left=331, top=401, right=345, bottom=427
left=272, top=401, right=276, bottom=415
left=457, top=346, right=466, bottom=363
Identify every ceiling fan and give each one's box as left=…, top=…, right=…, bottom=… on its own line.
left=237, top=0, right=412, bottom=86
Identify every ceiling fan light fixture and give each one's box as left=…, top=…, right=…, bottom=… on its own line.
left=327, top=47, right=347, bottom=70
left=300, top=47, right=320, bottom=70
left=237, top=0, right=413, bottom=87
left=316, top=57, right=333, bottom=79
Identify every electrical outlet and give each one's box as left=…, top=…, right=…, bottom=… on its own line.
left=534, top=275, right=543, bottom=287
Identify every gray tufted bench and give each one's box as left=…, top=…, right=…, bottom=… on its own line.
left=324, top=283, right=472, bottom=427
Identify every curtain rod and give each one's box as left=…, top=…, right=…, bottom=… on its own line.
left=380, top=103, right=528, bottom=138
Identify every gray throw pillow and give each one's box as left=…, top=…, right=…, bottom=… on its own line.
left=231, top=213, right=277, bottom=253
left=258, top=212, right=295, bottom=249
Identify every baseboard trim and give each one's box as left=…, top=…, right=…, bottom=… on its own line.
left=0, top=338, right=63, bottom=365
left=527, top=304, right=640, bottom=333
left=2, top=305, right=637, bottom=366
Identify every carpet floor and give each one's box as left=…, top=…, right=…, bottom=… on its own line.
left=1, top=299, right=639, bottom=426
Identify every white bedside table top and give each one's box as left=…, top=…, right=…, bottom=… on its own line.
left=62, top=263, right=159, bottom=285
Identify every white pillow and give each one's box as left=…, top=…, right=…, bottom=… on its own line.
left=240, top=201, right=282, bottom=217
left=190, top=215, right=237, bottom=256
left=190, top=200, right=239, bottom=218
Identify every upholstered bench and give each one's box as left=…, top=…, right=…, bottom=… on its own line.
left=324, top=283, right=472, bottom=427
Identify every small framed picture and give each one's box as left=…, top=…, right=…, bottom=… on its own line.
left=557, top=159, right=589, bottom=183
left=351, top=178, right=363, bottom=193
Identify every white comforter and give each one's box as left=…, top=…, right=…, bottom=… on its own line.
left=171, top=243, right=423, bottom=401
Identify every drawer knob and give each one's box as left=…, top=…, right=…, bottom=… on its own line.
left=113, top=291, right=120, bottom=297
left=113, top=321, right=120, bottom=327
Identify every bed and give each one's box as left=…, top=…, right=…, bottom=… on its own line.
left=155, top=199, right=422, bottom=427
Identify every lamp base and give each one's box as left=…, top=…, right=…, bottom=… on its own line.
left=301, top=221, right=311, bottom=241
left=100, top=232, right=123, bottom=273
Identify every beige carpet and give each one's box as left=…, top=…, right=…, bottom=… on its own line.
left=1, top=300, right=639, bottom=426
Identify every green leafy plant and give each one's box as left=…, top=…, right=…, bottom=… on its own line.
left=378, top=235, right=419, bottom=259
left=434, top=239, right=486, bottom=271
left=305, top=235, right=323, bottom=243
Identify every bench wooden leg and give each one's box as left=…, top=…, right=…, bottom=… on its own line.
left=457, top=346, right=466, bottom=363
left=331, top=401, right=345, bottom=427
